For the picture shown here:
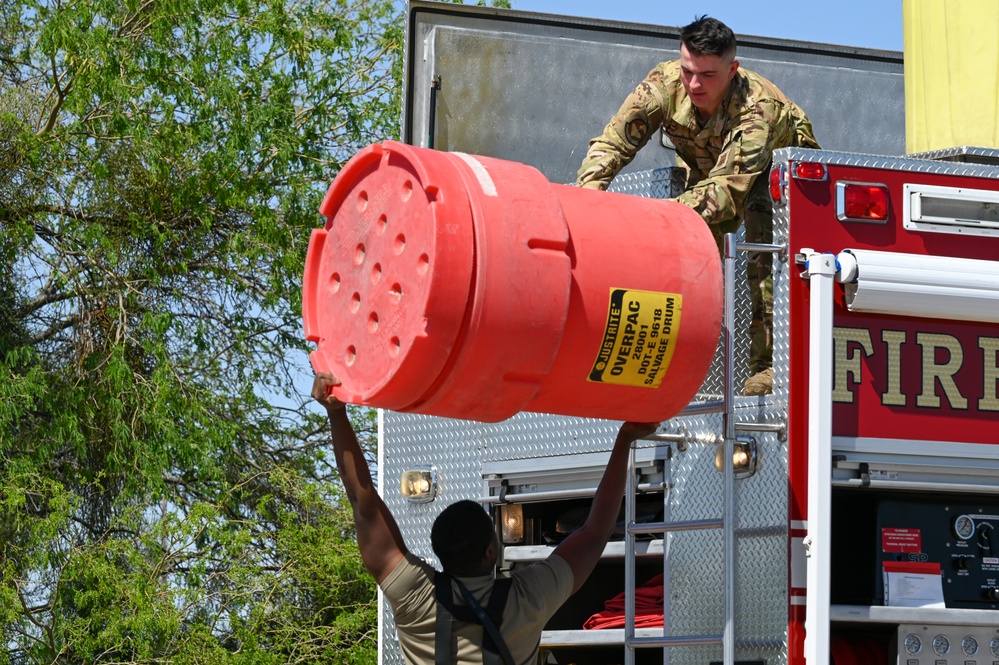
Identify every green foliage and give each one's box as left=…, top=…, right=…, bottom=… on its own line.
left=1, top=0, right=511, bottom=659
left=0, top=0, right=392, bottom=660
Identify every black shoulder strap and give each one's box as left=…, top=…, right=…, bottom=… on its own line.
left=434, top=572, right=515, bottom=665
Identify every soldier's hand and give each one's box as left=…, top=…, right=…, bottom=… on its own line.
left=312, top=372, right=347, bottom=413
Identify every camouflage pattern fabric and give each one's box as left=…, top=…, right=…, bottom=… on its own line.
left=576, top=60, right=820, bottom=373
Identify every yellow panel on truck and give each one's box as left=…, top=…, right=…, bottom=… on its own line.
left=904, top=0, right=999, bottom=153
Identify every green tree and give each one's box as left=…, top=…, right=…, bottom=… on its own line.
left=0, top=0, right=399, bottom=660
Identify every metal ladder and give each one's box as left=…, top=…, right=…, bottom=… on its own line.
left=620, top=234, right=786, bottom=665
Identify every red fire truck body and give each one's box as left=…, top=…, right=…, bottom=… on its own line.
left=777, top=147, right=999, bottom=664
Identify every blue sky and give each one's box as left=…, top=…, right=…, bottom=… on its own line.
left=509, top=1, right=904, bottom=52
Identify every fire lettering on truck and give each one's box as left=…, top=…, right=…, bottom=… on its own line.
left=588, top=288, right=682, bottom=388
left=832, top=325, right=999, bottom=411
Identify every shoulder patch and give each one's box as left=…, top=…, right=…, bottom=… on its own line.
left=626, top=119, right=649, bottom=146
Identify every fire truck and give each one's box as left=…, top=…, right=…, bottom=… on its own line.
left=359, top=3, right=999, bottom=664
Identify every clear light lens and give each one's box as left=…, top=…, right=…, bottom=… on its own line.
left=714, top=440, right=755, bottom=473
left=501, top=503, right=524, bottom=543
left=400, top=466, right=437, bottom=503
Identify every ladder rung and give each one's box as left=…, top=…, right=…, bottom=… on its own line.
left=628, top=634, right=724, bottom=649
left=628, top=517, right=723, bottom=536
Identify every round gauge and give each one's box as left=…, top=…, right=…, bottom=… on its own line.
left=932, top=635, right=951, bottom=656
left=962, top=635, right=979, bottom=656
left=991, top=636, right=999, bottom=657
left=954, top=514, right=975, bottom=540
left=903, top=634, right=922, bottom=655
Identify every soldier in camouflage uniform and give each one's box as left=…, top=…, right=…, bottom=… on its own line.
left=576, top=15, right=820, bottom=396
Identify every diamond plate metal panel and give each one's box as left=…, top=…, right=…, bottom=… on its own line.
left=909, top=145, right=999, bottom=164
left=773, top=146, right=999, bottom=180
left=772, top=200, right=792, bottom=404
left=607, top=167, right=686, bottom=199
left=654, top=403, right=789, bottom=665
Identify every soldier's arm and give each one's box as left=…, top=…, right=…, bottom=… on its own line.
left=312, top=372, right=407, bottom=584
left=553, top=421, right=659, bottom=594
left=576, top=64, right=671, bottom=190
left=790, top=102, right=821, bottom=150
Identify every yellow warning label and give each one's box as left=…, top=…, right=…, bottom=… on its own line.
left=588, top=288, right=682, bottom=388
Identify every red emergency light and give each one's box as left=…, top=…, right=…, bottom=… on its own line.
left=837, top=182, right=890, bottom=222
left=769, top=164, right=785, bottom=203
left=792, top=161, right=828, bottom=181
left=772, top=162, right=828, bottom=203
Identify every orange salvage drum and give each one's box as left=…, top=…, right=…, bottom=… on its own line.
left=302, top=141, right=722, bottom=423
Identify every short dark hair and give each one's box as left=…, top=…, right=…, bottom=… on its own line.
left=431, top=500, right=495, bottom=575
left=680, top=15, right=736, bottom=59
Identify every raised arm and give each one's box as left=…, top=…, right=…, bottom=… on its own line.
left=552, top=421, right=660, bottom=594
left=312, top=372, right=406, bottom=583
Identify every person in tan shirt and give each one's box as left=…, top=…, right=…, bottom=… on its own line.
left=312, top=371, right=658, bottom=664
